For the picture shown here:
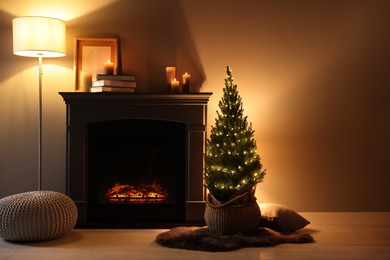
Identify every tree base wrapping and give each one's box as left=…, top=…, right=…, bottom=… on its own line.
left=204, top=186, right=260, bottom=234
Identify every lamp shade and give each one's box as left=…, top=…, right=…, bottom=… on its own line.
left=13, top=16, right=66, bottom=58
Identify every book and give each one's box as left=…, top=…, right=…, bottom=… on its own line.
left=90, top=86, right=136, bottom=93
left=96, top=74, right=136, bottom=81
left=92, top=80, right=137, bottom=88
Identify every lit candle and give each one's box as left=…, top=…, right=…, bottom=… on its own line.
left=80, top=71, right=92, bottom=92
left=104, top=59, right=114, bottom=75
left=166, top=66, right=176, bottom=89
left=182, top=72, right=191, bottom=93
left=171, top=78, right=180, bottom=93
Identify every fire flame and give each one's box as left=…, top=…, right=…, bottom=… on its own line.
left=105, top=182, right=168, bottom=203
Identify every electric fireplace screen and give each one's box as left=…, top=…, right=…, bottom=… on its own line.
left=92, top=140, right=177, bottom=205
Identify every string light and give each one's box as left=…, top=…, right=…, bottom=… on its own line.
left=204, top=66, right=265, bottom=203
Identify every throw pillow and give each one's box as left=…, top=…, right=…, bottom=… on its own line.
left=259, top=203, right=310, bottom=232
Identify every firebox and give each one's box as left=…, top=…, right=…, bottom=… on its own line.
left=60, top=92, right=212, bottom=227
left=87, top=119, right=186, bottom=223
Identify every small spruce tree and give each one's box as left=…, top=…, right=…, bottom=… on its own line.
left=204, top=66, right=266, bottom=203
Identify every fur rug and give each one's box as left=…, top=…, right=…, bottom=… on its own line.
left=155, top=226, right=314, bottom=252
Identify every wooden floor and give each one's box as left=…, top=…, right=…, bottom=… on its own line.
left=0, top=212, right=389, bottom=259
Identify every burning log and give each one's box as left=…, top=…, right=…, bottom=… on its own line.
left=105, top=182, right=169, bottom=203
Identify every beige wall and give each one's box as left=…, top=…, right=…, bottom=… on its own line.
left=0, top=0, right=389, bottom=211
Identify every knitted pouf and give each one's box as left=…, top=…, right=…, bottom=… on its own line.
left=0, top=191, right=78, bottom=242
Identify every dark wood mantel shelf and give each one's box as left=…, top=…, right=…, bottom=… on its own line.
left=59, top=92, right=213, bottom=104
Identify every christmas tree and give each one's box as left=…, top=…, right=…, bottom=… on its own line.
left=204, top=66, right=266, bottom=203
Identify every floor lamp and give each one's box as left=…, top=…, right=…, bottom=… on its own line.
left=12, top=16, right=66, bottom=190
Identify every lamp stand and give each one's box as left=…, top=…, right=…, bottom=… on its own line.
left=12, top=16, right=66, bottom=191
left=38, top=56, right=43, bottom=190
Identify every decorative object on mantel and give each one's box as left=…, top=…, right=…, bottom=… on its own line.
left=91, top=74, right=137, bottom=92
left=104, top=59, right=114, bottom=75
left=75, top=37, right=119, bottom=91
left=155, top=226, right=314, bottom=252
left=204, top=66, right=266, bottom=234
left=165, top=66, right=176, bottom=92
left=170, top=78, right=180, bottom=93
left=182, top=72, right=191, bottom=93
left=165, top=66, right=191, bottom=93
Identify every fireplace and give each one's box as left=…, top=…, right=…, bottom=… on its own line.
left=60, top=93, right=212, bottom=227
left=87, top=119, right=185, bottom=223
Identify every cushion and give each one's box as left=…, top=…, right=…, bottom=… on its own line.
left=259, top=203, right=310, bottom=232
left=0, top=191, right=78, bottom=242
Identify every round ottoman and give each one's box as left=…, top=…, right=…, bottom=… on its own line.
left=0, top=191, right=78, bottom=242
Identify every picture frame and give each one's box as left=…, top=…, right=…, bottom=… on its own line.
left=74, top=37, right=118, bottom=91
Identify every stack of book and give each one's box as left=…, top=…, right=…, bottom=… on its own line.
left=90, top=74, right=136, bottom=92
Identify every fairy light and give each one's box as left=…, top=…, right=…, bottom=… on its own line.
left=204, top=67, right=265, bottom=203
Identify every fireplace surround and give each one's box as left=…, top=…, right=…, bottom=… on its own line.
left=60, top=92, right=212, bottom=227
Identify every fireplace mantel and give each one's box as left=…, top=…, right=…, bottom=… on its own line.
left=59, top=92, right=212, bottom=226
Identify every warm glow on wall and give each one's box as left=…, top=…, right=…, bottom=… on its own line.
left=0, top=0, right=119, bottom=21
